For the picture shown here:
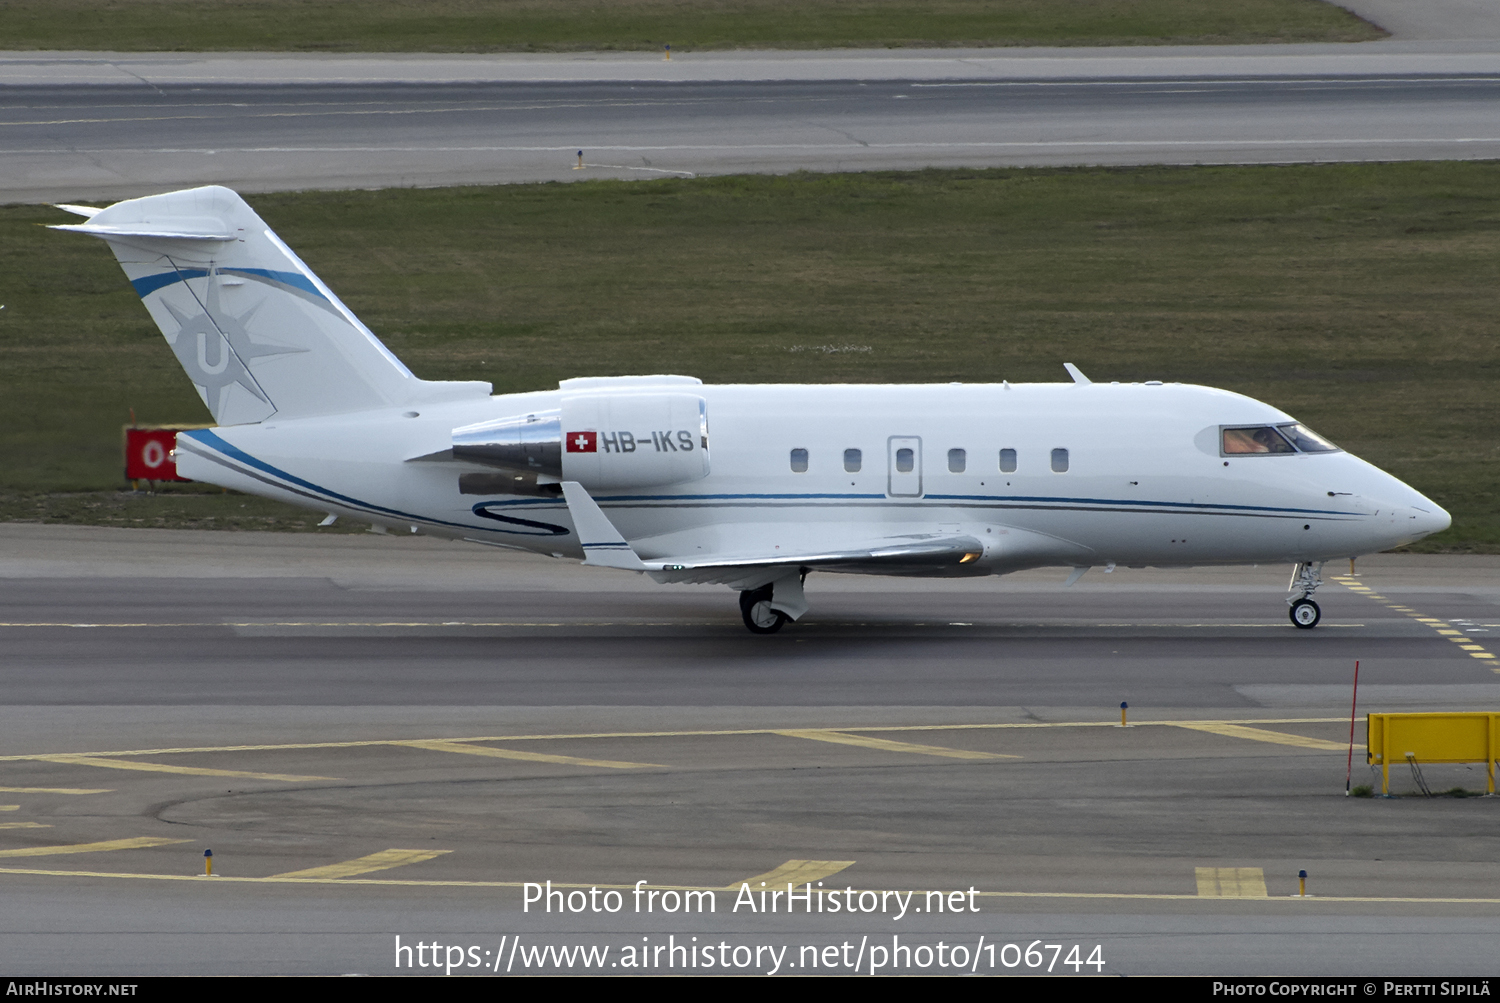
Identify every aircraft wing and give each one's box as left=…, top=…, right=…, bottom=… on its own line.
left=560, top=482, right=985, bottom=584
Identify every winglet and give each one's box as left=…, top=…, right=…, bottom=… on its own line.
left=560, top=482, right=648, bottom=571
left=1063, top=363, right=1092, bottom=385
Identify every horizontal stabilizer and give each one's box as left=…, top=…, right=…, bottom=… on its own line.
left=51, top=221, right=235, bottom=241
left=49, top=203, right=102, bottom=218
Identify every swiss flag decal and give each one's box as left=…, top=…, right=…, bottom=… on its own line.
left=566, top=431, right=598, bottom=453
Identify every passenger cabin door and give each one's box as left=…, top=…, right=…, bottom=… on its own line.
left=887, top=436, right=923, bottom=497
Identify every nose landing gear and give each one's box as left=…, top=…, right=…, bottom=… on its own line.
left=1287, top=561, right=1325, bottom=629
left=739, top=586, right=787, bottom=634
left=1289, top=598, right=1321, bottom=629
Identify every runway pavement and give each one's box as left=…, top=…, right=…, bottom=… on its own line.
left=7, top=41, right=1500, bottom=202
left=0, top=524, right=1496, bottom=975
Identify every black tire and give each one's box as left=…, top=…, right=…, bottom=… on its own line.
left=739, top=587, right=787, bottom=634
left=1289, top=599, right=1321, bottom=629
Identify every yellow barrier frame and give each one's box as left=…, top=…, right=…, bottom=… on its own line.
left=1367, top=713, right=1499, bottom=795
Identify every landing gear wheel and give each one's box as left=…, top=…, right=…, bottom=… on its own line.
left=1289, top=599, right=1321, bottom=629
left=739, top=587, right=787, bottom=634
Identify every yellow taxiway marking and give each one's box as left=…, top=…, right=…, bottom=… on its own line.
left=1196, top=867, right=1269, bottom=898
left=774, top=729, right=1018, bottom=760
left=1173, top=722, right=1351, bottom=752
left=272, top=848, right=452, bottom=880
left=0, top=806, right=16, bottom=811
left=0, top=787, right=111, bottom=794
left=0, top=717, right=1358, bottom=764
left=0, top=837, right=188, bottom=858
left=0, top=865, right=1498, bottom=904
left=26, top=755, right=333, bottom=783
left=0, top=823, right=50, bottom=830
left=396, top=740, right=663, bottom=770
left=1334, top=578, right=1499, bottom=672
left=728, top=859, right=856, bottom=890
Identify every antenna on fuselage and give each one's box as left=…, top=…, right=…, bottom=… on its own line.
left=1063, top=362, right=1092, bottom=385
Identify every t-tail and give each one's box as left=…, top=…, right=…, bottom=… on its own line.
left=52, top=186, right=490, bottom=424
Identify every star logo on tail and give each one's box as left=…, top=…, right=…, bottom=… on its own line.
left=161, top=272, right=306, bottom=417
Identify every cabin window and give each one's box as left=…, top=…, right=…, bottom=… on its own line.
left=948, top=448, right=966, bottom=473
left=1051, top=448, right=1069, bottom=473
left=844, top=448, right=862, bottom=473
left=1222, top=426, right=1295, bottom=455
left=790, top=448, right=809, bottom=472
left=999, top=448, right=1017, bottom=473
left=895, top=447, right=915, bottom=473
left=1278, top=423, right=1340, bottom=453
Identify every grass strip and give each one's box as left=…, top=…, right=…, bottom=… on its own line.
left=0, top=0, right=1382, bottom=53
left=3, top=162, right=1495, bottom=549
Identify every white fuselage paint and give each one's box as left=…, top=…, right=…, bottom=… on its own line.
left=173, top=380, right=1449, bottom=577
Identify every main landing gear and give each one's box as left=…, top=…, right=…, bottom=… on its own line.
left=739, top=586, right=788, bottom=634
left=1287, top=560, right=1324, bottom=629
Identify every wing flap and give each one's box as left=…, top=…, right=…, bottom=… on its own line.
left=560, top=481, right=985, bottom=579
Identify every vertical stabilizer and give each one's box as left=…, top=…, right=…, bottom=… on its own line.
left=52, top=186, right=489, bottom=424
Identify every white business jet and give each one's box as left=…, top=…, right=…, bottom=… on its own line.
left=53, top=187, right=1449, bottom=633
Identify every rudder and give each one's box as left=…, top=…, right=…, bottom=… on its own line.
left=53, top=186, right=489, bottom=425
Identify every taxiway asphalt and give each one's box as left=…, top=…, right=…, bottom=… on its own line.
left=0, top=525, right=1496, bottom=975
left=7, top=42, right=1500, bottom=202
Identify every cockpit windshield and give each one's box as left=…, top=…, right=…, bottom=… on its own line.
left=1221, top=424, right=1342, bottom=455
left=1222, top=426, right=1295, bottom=454
left=1277, top=423, right=1340, bottom=453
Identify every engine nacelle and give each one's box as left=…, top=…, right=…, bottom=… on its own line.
left=452, top=393, right=709, bottom=491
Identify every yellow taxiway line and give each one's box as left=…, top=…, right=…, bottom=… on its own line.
left=0, top=717, right=1357, bottom=764
left=0, top=864, right=1493, bottom=905
left=396, top=739, right=662, bottom=770
left=0, top=837, right=188, bottom=858
left=773, top=730, right=1019, bottom=760
left=272, top=848, right=452, bottom=880
left=728, top=859, right=856, bottom=890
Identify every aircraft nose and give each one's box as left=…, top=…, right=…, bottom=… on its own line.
left=1412, top=503, right=1451, bottom=538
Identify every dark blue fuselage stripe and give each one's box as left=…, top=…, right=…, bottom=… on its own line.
left=221, top=267, right=326, bottom=300
left=181, top=431, right=1362, bottom=539
left=181, top=430, right=519, bottom=534
left=476, top=491, right=1351, bottom=518
left=129, top=267, right=329, bottom=302
left=131, top=268, right=208, bottom=297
